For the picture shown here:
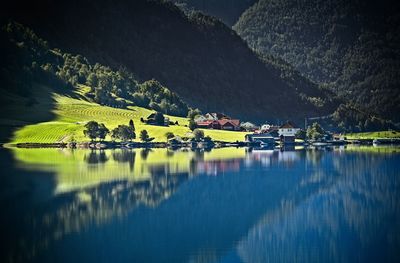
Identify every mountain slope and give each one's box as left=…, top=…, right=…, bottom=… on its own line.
left=0, top=22, right=248, bottom=143
left=234, top=0, right=400, bottom=123
left=2, top=0, right=335, bottom=123
left=170, top=0, right=257, bottom=26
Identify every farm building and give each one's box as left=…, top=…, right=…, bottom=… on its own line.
left=278, top=121, right=300, bottom=144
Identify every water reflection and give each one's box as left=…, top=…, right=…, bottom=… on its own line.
left=0, top=146, right=399, bottom=263
left=237, top=147, right=400, bottom=263
left=85, top=150, right=109, bottom=164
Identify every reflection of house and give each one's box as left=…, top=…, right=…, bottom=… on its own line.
left=278, top=121, right=300, bottom=144
left=197, top=159, right=241, bottom=176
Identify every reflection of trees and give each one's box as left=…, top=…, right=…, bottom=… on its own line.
left=166, top=149, right=175, bottom=158
left=112, top=149, right=136, bottom=171
left=237, top=150, right=400, bottom=263
left=84, top=150, right=109, bottom=164
left=5, top=163, right=189, bottom=263
left=10, top=147, right=395, bottom=263
left=140, top=148, right=151, bottom=160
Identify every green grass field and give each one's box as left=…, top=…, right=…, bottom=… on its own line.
left=345, top=130, right=400, bottom=140
left=9, top=93, right=249, bottom=143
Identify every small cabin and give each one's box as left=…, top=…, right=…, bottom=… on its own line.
left=278, top=121, right=300, bottom=144
left=245, top=133, right=275, bottom=145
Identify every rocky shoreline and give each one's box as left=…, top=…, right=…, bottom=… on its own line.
left=5, top=140, right=248, bottom=149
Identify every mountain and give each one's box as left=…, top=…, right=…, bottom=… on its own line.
left=0, top=22, right=194, bottom=142
left=234, top=0, right=400, bottom=124
left=1, top=0, right=335, bottom=123
left=170, top=0, right=257, bottom=26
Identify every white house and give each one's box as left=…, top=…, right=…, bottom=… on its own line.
left=260, top=124, right=279, bottom=133
left=194, top=115, right=208, bottom=122
left=278, top=122, right=300, bottom=144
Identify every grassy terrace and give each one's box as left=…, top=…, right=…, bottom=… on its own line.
left=10, top=94, right=249, bottom=144
left=344, top=130, right=400, bottom=140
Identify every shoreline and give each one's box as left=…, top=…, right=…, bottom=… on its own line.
left=3, top=138, right=400, bottom=150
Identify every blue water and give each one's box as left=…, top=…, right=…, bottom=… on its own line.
left=0, top=146, right=399, bottom=263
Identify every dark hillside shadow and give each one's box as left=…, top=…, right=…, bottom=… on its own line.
left=0, top=23, right=80, bottom=143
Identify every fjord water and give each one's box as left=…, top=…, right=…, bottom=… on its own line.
left=0, top=146, right=399, bottom=263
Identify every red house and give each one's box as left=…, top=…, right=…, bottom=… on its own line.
left=196, top=120, right=221, bottom=129
left=218, top=119, right=240, bottom=131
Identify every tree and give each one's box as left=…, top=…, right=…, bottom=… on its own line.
left=97, top=123, right=109, bottom=141
left=129, top=119, right=135, bottom=132
left=83, top=121, right=100, bottom=141
left=306, top=122, right=325, bottom=140
left=193, top=129, right=204, bottom=141
left=140, top=130, right=150, bottom=142
left=111, top=125, right=135, bottom=141
left=154, top=112, right=165, bottom=125
left=203, top=135, right=212, bottom=142
left=86, top=72, right=98, bottom=89
left=83, top=121, right=109, bottom=141
left=165, top=132, right=175, bottom=140
left=189, top=119, right=196, bottom=131
left=295, top=129, right=306, bottom=140
left=187, top=108, right=201, bottom=120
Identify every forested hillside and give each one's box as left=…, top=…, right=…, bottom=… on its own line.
left=234, top=0, right=400, bottom=125
left=2, top=0, right=335, bottom=123
left=0, top=22, right=252, bottom=143
left=171, top=0, right=257, bottom=26
left=0, top=22, right=189, bottom=116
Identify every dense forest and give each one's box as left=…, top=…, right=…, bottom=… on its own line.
left=234, top=0, right=400, bottom=126
left=0, top=22, right=189, bottom=116
left=170, top=0, right=257, bottom=26
left=1, top=0, right=336, bottom=123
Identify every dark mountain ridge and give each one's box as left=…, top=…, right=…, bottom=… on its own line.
left=170, top=0, right=257, bottom=26
left=1, top=0, right=335, bottom=123
left=234, top=0, right=400, bottom=124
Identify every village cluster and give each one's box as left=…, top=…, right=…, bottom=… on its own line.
left=193, top=112, right=301, bottom=145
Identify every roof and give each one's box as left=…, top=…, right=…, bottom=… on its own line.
left=147, top=113, right=156, bottom=119
left=279, top=121, right=297, bottom=129
left=205, top=112, right=231, bottom=120
left=197, top=120, right=221, bottom=125
left=241, top=122, right=257, bottom=127
left=218, top=119, right=240, bottom=127
left=196, top=121, right=213, bottom=126
left=194, top=115, right=207, bottom=120
left=247, top=133, right=274, bottom=138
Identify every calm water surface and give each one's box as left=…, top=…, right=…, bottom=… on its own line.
left=0, top=146, right=399, bottom=263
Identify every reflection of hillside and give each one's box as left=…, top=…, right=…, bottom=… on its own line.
left=75, top=149, right=319, bottom=263
left=11, top=148, right=247, bottom=193
left=5, top=147, right=248, bottom=262
left=237, top=149, right=400, bottom=263
left=3, top=165, right=189, bottom=263
left=6, top=147, right=398, bottom=263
